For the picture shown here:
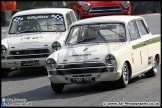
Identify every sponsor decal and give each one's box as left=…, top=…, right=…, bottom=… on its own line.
left=27, top=15, right=48, bottom=20
left=27, top=16, right=31, bottom=20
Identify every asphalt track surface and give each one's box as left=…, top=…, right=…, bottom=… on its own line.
left=1, top=14, right=161, bottom=107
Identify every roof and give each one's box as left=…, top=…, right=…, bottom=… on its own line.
left=71, top=15, right=144, bottom=26
left=12, top=8, right=73, bottom=18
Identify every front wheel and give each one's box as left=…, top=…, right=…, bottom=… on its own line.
left=1, top=68, right=10, bottom=78
left=145, top=56, right=159, bottom=77
left=117, top=62, right=129, bottom=88
left=51, top=82, right=64, bottom=93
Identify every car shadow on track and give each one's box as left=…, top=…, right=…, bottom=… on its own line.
left=1, top=68, right=48, bottom=82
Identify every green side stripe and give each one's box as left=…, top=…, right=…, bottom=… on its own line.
left=146, top=37, right=160, bottom=45
left=132, top=36, right=160, bottom=50
left=132, top=42, right=144, bottom=49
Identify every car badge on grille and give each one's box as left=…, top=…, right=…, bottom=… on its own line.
left=83, top=48, right=88, bottom=51
left=26, top=51, right=31, bottom=54
left=16, top=51, right=19, bottom=55
left=61, top=65, right=64, bottom=68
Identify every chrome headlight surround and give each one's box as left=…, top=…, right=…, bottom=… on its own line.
left=105, top=54, right=116, bottom=66
left=122, top=1, right=129, bottom=9
left=46, top=58, right=57, bottom=70
left=52, top=42, right=61, bottom=51
left=82, top=3, right=90, bottom=11
left=1, top=45, right=7, bottom=55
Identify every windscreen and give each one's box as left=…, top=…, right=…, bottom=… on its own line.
left=9, top=14, right=66, bottom=34
left=66, top=23, right=126, bottom=45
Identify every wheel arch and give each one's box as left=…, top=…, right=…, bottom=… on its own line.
left=155, top=54, right=160, bottom=66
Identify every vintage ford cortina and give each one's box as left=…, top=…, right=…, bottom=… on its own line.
left=69, top=1, right=131, bottom=20
left=1, top=8, right=77, bottom=77
left=45, top=15, right=160, bottom=93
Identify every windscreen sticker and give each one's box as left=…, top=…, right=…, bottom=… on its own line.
left=13, top=14, right=63, bottom=22
left=27, top=15, right=49, bottom=20
left=13, top=17, right=23, bottom=22
left=51, top=15, right=63, bottom=21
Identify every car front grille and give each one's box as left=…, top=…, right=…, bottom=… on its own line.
left=56, top=62, right=106, bottom=69
left=7, top=49, right=50, bottom=59
left=56, top=68, right=107, bottom=75
left=55, top=62, right=108, bottom=75
left=89, top=5, right=123, bottom=14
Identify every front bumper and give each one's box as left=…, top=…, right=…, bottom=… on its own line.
left=1, top=58, right=46, bottom=68
left=48, top=72, right=122, bottom=84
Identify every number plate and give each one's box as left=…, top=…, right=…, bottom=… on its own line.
left=21, top=60, right=40, bottom=66
left=71, top=77, right=95, bottom=83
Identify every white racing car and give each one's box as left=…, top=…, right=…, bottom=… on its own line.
left=46, top=15, right=161, bottom=93
left=1, top=8, right=77, bottom=77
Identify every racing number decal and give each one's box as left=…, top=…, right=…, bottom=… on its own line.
left=24, top=37, right=30, bottom=40
left=22, top=37, right=42, bottom=40
left=32, top=37, right=39, bottom=39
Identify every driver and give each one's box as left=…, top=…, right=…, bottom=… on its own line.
left=82, top=27, right=105, bottom=41
left=18, top=20, right=40, bottom=31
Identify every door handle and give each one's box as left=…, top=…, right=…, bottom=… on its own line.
left=143, top=41, right=147, bottom=45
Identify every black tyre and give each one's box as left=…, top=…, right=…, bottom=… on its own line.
left=117, top=62, right=129, bottom=88
left=145, top=56, right=159, bottom=77
left=51, top=82, right=64, bottom=93
left=1, top=68, right=10, bottom=78
left=77, top=11, right=82, bottom=20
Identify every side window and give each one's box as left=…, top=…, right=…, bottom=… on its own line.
left=70, top=11, right=77, bottom=22
left=136, top=20, right=149, bottom=35
left=128, top=21, right=140, bottom=41
left=66, top=13, right=72, bottom=29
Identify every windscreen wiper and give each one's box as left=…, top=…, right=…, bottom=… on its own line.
left=109, top=29, right=125, bottom=38
left=52, top=24, right=62, bottom=31
left=69, top=37, right=96, bottom=46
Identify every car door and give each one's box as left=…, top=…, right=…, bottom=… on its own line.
left=128, top=20, right=148, bottom=73
left=136, top=19, right=150, bottom=69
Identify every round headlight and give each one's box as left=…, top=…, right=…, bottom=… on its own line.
left=122, top=1, right=129, bottom=9
left=46, top=58, right=57, bottom=69
left=1, top=45, right=7, bottom=55
left=52, top=42, right=61, bottom=51
left=105, top=54, right=115, bottom=65
left=82, top=3, right=90, bottom=11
